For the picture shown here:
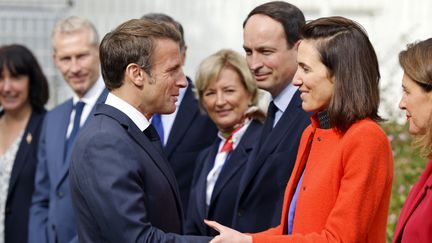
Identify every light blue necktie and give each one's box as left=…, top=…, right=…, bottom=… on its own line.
left=151, top=113, right=164, bottom=146
left=64, top=101, right=85, bottom=162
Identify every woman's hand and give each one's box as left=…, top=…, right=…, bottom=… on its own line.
left=205, top=220, right=252, bottom=243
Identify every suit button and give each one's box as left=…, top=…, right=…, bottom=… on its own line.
left=237, top=209, right=244, bottom=217
left=51, top=224, right=56, bottom=230
left=57, top=191, right=64, bottom=198
left=5, top=207, right=11, bottom=214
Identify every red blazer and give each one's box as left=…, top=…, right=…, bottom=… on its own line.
left=393, top=160, right=432, bottom=243
left=251, top=117, right=394, bottom=243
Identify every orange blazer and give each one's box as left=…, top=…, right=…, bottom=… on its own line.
left=251, top=117, right=394, bottom=243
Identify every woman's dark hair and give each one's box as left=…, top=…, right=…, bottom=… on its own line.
left=0, top=44, right=49, bottom=110
left=301, top=16, right=382, bottom=132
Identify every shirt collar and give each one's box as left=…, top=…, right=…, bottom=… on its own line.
left=273, top=82, right=297, bottom=113
left=105, top=92, right=150, bottom=132
left=72, top=75, right=105, bottom=105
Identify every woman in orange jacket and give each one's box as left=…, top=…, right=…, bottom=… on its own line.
left=205, top=16, right=394, bottom=243
left=393, top=38, right=432, bottom=243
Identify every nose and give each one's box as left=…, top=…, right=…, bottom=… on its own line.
left=292, top=70, right=302, bottom=87
left=247, top=53, right=263, bottom=72
left=1, top=78, right=12, bottom=92
left=215, top=91, right=226, bottom=106
left=399, top=96, right=406, bottom=110
left=176, top=70, right=187, bottom=88
left=70, top=57, right=80, bottom=73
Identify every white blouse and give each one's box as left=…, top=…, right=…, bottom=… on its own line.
left=0, top=130, right=24, bottom=243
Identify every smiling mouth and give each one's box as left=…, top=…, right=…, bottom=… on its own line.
left=216, top=110, right=232, bottom=116
left=1, top=95, right=18, bottom=101
left=254, top=74, right=269, bottom=81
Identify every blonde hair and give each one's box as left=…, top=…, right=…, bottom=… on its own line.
left=52, top=16, right=99, bottom=50
left=194, top=49, right=258, bottom=111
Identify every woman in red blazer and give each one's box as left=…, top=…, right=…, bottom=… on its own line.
left=393, top=38, right=432, bottom=243
left=205, top=16, right=394, bottom=243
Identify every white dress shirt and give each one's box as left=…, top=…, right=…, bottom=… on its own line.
left=205, top=120, right=251, bottom=206
left=66, top=76, right=105, bottom=139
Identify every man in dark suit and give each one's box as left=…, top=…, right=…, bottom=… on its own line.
left=231, top=1, right=310, bottom=232
left=28, top=16, right=107, bottom=243
left=141, top=13, right=218, bottom=211
left=69, top=19, right=211, bottom=242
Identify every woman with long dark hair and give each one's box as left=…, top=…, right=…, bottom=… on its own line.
left=0, top=44, right=49, bottom=243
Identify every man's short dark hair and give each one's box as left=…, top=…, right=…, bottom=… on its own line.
left=99, top=19, right=181, bottom=91
left=243, top=1, right=305, bottom=48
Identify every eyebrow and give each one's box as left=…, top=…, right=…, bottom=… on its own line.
left=298, top=62, right=309, bottom=69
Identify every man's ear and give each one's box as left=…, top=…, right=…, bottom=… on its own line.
left=125, top=63, right=146, bottom=87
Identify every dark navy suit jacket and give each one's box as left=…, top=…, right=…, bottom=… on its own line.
left=28, top=90, right=107, bottom=243
left=164, top=78, right=217, bottom=211
left=185, top=120, right=262, bottom=236
left=232, top=90, right=310, bottom=233
left=2, top=109, right=45, bottom=243
left=69, top=104, right=211, bottom=242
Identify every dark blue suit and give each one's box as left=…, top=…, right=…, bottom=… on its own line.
left=3, top=109, right=45, bottom=243
left=28, top=90, right=107, bottom=243
left=69, top=104, right=211, bottom=242
left=232, top=90, right=310, bottom=232
left=164, top=78, right=218, bottom=211
left=185, top=120, right=262, bottom=236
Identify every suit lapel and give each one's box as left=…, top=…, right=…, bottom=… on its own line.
left=57, top=90, right=108, bottom=188
left=7, top=111, right=44, bottom=196
left=53, top=100, right=73, bottom=187
left=209, top=122, right=259, bottom=207
left=194, top=141, right=219, bottom=222
left=164, top=82, right=198, bottom=157
left=97, top=104, right=184, bottom=219
left=238, top=91, right=304, bottom=195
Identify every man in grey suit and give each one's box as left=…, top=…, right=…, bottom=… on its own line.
left=28, top=16, right=107, bottom=243
left=69, top=19, right=211, bottom=242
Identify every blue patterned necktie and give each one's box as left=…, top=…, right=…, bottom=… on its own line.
left=151, top=113, right=164, bottom=146
left=64, top=101, right=85, bottom=162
